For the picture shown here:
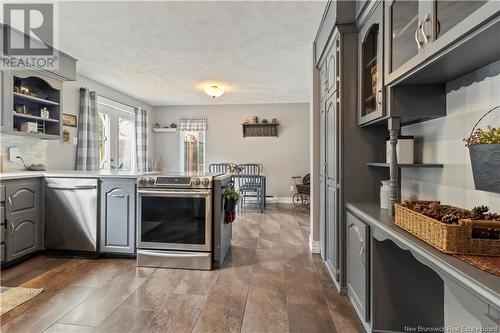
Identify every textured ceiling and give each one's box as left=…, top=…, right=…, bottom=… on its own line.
left=59, top=1, right=326, bottom=106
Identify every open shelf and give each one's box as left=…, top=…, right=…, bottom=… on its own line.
left=367, top=162, right=444, bottom=168
left=242, top=123, right=279, bottom=137
left=8, top=130, right=60, bottom=140
left=13, top=112, right=60, bottom=123
left=13, top=92, right=60, bottom=106
left=152, top=127, right=177, bottom=133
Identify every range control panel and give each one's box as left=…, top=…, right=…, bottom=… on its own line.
left=137, top=176, right=212, bottom=188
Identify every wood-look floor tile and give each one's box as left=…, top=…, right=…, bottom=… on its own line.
left=254, top=249, right=282, bottom=264
left=146, top=293, right=205, bottom=333
left=323, top=289, right=365, bottom=333
left=288, top=302, right=336, bottom=333
left=1, top=286, right=95, bottom=333
left=173, top=270, right=219, bottom=297
left=192, top=270, right=250, bottom=333
left=95, top=307, right=154, bottom=333
left=241, top=286, right=288, bottom=333
left=284, top=265, right=322, bottom=291
left=44, top=323, right=96, bottom=333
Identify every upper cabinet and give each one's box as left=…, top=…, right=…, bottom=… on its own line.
left=319, top=34, right=340, bottom=102
left=386, top=0, right=420, bottom=74
left=386, top=0, right=499, bottom=85
left=1, top=70, right=63, bottom=140
left=358, top=1, right=384, bottom=126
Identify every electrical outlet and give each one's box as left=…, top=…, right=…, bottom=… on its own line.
left=9, top=147, right=20, bottom=162
left=290, top=185, right=294, bottom=192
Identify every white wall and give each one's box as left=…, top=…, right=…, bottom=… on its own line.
left=152, top=103, right=310, bottom=198
left=401, top=60, right=500, bottom=211
left=1, top=73, right=154, bottom=171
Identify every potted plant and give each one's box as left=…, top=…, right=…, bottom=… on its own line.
left=224, top=185, right=240, bottom=223
left=465, top=105, right=500, bottom=193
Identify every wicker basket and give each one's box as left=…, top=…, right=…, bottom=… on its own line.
left=394, top=203, right=500, bottom=256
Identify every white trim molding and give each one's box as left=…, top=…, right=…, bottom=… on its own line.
left=309, top=235, right=321, bottom=254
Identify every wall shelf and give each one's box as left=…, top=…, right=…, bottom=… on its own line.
left=152, top=127, right=177, bottom=133
left=13, top=92, right=60, bottom=106
left=13, top=112, right=60, bottom=123
left=366, top=162, right=444, bottom=168
left=242, top=123, right=279, bottom=137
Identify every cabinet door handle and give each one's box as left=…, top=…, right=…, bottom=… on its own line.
left=375, top=89, right=382, bottom=107
left=421, top=14, right=432, bottom=44
left=415, top=21, right=424, bottom=49
left=359, top=240, right=365, bottom=266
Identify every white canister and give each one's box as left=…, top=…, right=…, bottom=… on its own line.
left=40, top=107, right=50, bottom=119
left=380, top=180, right=390, bottom=209
left=386, top=136, right=414, bottom=164
left=20, top=121, right=38, bottom=133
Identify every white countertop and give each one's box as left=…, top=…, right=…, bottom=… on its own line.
left=0, top=170, right=158, bottom=181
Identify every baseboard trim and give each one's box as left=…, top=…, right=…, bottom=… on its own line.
left=309, top=235, right=321, bottom=254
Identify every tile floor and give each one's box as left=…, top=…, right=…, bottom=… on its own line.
left=0, top=204, right=364, bottom=333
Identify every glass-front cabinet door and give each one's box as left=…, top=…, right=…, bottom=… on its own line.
left=434, top=1, right=488, bottom=40
left=358, top=1, right=384, bottom=126
left=387, top=0, right=420, bottom=73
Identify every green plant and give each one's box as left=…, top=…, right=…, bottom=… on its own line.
left=225, top=185, right=240, bottom=202
left=465, top=126, right=500, bottom=146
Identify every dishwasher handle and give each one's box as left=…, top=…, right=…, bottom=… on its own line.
left=46, top=185, right=97, bottom=190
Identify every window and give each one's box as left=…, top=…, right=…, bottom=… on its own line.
left=97, top=96, right=136, bottom=171
left=180, top=131, right=205, bottom=172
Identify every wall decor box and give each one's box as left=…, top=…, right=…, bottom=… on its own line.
left=62, top=113, right=77, bottom=127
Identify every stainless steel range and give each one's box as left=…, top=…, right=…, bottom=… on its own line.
left=136, top=173, right=215, bottom=270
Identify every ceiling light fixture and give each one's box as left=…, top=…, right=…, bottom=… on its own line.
left=204, top=85, right=224, bottom=98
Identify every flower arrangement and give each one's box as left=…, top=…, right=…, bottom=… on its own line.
left=464, top=126, right=500, bottom=146
left=224, top=184, right=240, bottom=223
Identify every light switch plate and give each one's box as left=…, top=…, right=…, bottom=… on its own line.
left=73, top=137, right=78, bottom=145
left=9, top=147, right=20, bottom=162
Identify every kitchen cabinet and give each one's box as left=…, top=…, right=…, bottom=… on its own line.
left=358, top=1, right=384, bottom=126
left=1, top=70, right=63, bottom=140
left=4, top=179, right=42, bottom=262
left=319, top=96, right=327, bottom=258
left=385, top=0, right=498, bottom=84
left=346, top=211, right=370, bottom=322
left=325, top=94, right=339, bottom=281
left=100, top=179, right=135, bottom=254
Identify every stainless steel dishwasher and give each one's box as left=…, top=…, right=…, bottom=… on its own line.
left=45, top=178, right=98, bottom=253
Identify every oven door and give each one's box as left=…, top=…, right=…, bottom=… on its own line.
left=137, top=189, right=212, bottom=251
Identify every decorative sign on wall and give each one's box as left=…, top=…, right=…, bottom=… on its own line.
left=63, top=113, right=77, bottom=127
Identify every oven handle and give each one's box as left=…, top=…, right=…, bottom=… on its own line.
left=137, top=189, right=211, bottom=198
left=137, top=250, right=210, bottom=258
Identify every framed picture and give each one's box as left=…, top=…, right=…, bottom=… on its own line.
left=63, top=113, right=77, bottom=127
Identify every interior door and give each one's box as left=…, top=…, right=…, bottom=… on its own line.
left=319, top=100, right=327, bottom=259
left=325, top=95, right=339, bottom=280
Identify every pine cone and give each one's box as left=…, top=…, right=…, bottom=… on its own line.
left=472, top=205, right=489, bottom=218
left=441, top=213, right=460, bottom=224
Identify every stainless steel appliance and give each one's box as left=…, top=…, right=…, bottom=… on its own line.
left=45, top=178, right=98, bottom=253
left=136, top=174, right=214, bottom=270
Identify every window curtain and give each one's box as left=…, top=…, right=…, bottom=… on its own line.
left=76, top=88, right=99, bottom=171
left=178, top=117, right=208, bottom=131
left=135, top=108, right=149, bottom=172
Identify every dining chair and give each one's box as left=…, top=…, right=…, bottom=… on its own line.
left=237, top=163, right=263, bottom=210
left=209, top=163, right=231, bottom=174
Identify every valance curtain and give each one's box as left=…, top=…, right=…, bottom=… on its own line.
left=76, top=88, right=99, bottom=171
left=136, top=108, right=149, bottom=172
left=178, top=117, right=208, bottom=131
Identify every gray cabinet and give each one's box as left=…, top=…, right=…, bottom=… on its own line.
left=4, top=179, right=42, bottom=262
left=346, top=211, right=369, bottom=322
left=325, top=95, right=339, bottom=281
left=2, top=70, right=63, bottom=139
left=385, top=0, right=498, bottom=84
left=100, top=179, right=135, bottom=254
left=358, top=1, right=385, bottom=126
left=319, top=98, right=327, bottom=258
